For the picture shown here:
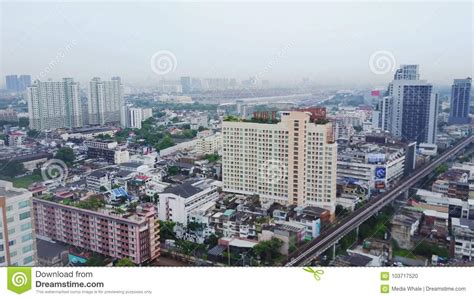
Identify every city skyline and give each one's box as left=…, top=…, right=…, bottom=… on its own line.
left=1, top=1, right=472, bottom=87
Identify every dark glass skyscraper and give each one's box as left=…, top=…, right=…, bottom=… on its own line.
left=449, top=78, right=472, bottom=125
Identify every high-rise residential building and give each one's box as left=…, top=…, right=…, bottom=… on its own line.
left=5, top=75, right=31, bottom=92
left=129, top=108, right=143, bottom=129
left=5, top=75, right=19, bottom=92
left=18, top=75, right=31, bottom=91
left=142, top=108, right=153, bottom=121
left=121, top=106, right=146, bottom=129
left=0, top=180, right=36, bottom=266
left=88, top=77, right=124, bottom=125
left=222, top=109, right=337, bottom=213
left=393, top=64, right=419, bottom=80
left=180, top=76, right=192, bottom=93
left=385, top=65, right=438, bottom=144
left=27, top=78, right=83, bottom=130
left=449, top=78, right=472, bottom=125
left=33, top=199, right=160, bottom=264
left=372, top=96, right=393, bottom=131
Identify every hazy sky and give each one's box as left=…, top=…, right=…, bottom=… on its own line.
left=1, top=1, right=472, bottom=87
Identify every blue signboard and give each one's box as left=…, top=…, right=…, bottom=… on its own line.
left=375, top=167, right=386, bottom=179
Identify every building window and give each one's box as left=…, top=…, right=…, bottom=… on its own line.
left=19, top=211, right=31, bottom=220
left=23, top=256, right=33, bottom=264
left=18, top=200, right=29, bottom=209
left=22, top=245, right=33, bottom=254
left=22, top=233, right=33, bottom=243
left=21, top=223, right=31, bottom=232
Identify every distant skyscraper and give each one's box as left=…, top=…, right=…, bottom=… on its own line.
left=387, top=65, right=438, bottom=144
left=180, top=76, right=192, bottom=93
left=27, top=78, right=83, bottom=130
left=18, top=75, right=31, bottom=91
left=5, top=75, right=18, bottom=92
left=448, top=78, right=472, bottom=125
left=88, top=77, right=124, bottom=125
left=5, top=75, right=31, bottom=92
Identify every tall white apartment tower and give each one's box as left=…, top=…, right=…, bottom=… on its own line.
left=0, top=180, right=36, bottom=266
left=27, top=78, right=82, bottom=130
left=129, top=107, right=144, bottom=129
left=222, top=110, right=337, bottom=213
left=88, top=77, right=124, bottom=125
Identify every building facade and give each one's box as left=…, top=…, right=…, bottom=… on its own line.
left=0, top=180, right=36, bottom=266
left=27, top=78, right=83, bottom=130
left=382, top=65, right=438, bottom=144
left=449, top=78, right=472, bottom=125
left=33, top=199, right=160, bottom=264
left=88, top=77, right=124, bottom=125
left=337, top=143, right=407, bottom=193
left=222, top=110, right=337, bottom=213
left=158, top=179, right=219, bottom=226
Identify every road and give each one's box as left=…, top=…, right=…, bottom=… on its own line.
left=285, top=135, right=474, bottom=266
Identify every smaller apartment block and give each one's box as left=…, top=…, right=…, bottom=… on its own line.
left=33, top=199, right=159, bottom=264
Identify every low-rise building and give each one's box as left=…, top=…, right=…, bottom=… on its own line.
left=432, top=169, right=470, bottom=200
left=452, top=217, right=474, bottom=261
left=158, top=179, right=219, bottom=226
left=33, top=198, right=160, bottom=264
left=337, top=143, right=407, bottom=193
left=86, top=170, right=111, bottom=192
left=195, top=133, right=222, bottom=155
left=259, top=222, right=306, bottom=255
left=390, top=209, right=422, bottom=249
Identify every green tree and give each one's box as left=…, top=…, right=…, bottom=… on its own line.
left=413, top=241, right=449, bottom=258
left=167, top=165, right=180, bottom=176
left=435, top=164, right=449, bottom=175
left=0, top=160, right=26, bottom=178
left=204, top=153, right=220, bottom=162
left=252, top=237, right=284, bottom=265
left=116, top=258, right=135, bottom=266
left=85, top=254, right=106, bottom=266
left=159, top=220, right=176, bottom=240
left=55, top=147, right=75, bottom=166
left=156, top=135, right=175, bottom=150
left=19, top=117, right=29, bottom=127
left=27, top=129, right=39, bottom=138
left=205, top=233, right=220, bottom=248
